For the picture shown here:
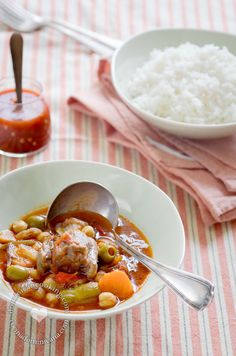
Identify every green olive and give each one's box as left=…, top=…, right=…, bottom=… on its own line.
left=25, top=215, right=45, bottom=230
left=60, top=282, right=100, bottom=305
left=98, top=243, right=117, bottom=263
left=6, top=265, right=29, bottom=281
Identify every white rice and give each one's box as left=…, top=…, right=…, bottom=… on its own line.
left=125, top=43, right=236, bottom=124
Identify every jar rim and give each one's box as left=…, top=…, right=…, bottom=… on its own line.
left=0, top=76, right=44, bottom=105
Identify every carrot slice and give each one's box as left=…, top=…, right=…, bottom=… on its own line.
left=98, top=270, right=134, bottom=300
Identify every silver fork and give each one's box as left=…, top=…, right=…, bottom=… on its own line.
left=0, top=0, right=121, bottom=55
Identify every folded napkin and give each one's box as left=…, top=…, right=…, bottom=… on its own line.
left=68, top=60, right=236, bottom=226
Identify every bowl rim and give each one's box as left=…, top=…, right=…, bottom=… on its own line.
left=111, top=27, right=236, bottom=130
left=0, top=160, right=185, bottom=320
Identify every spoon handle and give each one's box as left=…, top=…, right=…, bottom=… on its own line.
left=114, top=233, right=214, bottom=310
left=10, top=32, right=23, bottom=104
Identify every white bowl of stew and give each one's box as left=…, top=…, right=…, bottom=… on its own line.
left=0, top=161, right=185, bottom=320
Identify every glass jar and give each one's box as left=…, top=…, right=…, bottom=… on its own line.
left=0, top=77, right=51, bottom=157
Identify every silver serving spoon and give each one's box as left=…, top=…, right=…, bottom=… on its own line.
left=47, top=182, right=214, bottom=311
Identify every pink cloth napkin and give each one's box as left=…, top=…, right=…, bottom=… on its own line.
left=68, top=60, right=236, bottom=226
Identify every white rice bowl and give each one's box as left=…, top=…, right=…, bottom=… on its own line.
left=125, top=43, right=236, bottom=125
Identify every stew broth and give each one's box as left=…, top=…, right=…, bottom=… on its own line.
left=0, top=207, right=152, bottom=311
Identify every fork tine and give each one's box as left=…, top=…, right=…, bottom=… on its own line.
left=0, top=0, right=33, bottom=20
left=6, top=0, right=33, bottom=18
left=0, top=7, right=23, bottom=27
left=0, top=5, right=24, bottom=22
left=0, top=0, right=36, bottom=30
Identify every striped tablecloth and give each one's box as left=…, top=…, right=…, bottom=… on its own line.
left=0, top=1, right=235, bottom=355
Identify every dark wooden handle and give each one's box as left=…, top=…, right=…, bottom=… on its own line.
left=10, top=32, right=23, bottom=104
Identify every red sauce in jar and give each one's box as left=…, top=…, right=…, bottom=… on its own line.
left=0, top=88, right=51, bottom=155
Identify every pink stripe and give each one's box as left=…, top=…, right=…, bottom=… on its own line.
left=155, top=0, right=161, bottom=27
left=232, top=0, right=236, bottom=24
left=167, top=190, right=184, bottom=356
left=181, top=0, right=187, bottom=27
left=129, top=0, right=134, bottom=35
left=150, top=296, right=162, bottom=355
left=91, top=118, right=100, bottom=161
left=142, top=0, right=147, bottom=29
left=123, top=146, right=143, bottom=355
left=132, top=306, right=142, bottom=356
left=139, top=154, right=149, bottom=180
left=168, top=0, right=174, bottom=27
left=158, top=173, right=186, bottom=356
left=115, top=0, right=122, bottom=38
left=55, top=320, right=65, bottom=355
left=96, top=319, right=105, bottom=356
left=73, top=0, right=84, bottom=161
left=57, top=0, right=69, bottom=161
left=1, top=33, right=10, bottom=76
left=214, top=224, right=236, bottom=352
left=0, top=300, right=7, bottom=355
left=195, top=208, right=222, bottom=355
left=115, top=314, right=123, bottom=355
left=231, top=221, right=236, bottom=251
left=194, top=0, right=201, bottom=28
left=40, top=0, right=54, bottom=163
left=13, top=309, right=27, bottom=356
left=220, top=0, right=228, bottom=31
left=207, top=0, right=214, bottom=29
left=176, top=188, right=202, bottom=356
left=74, top=321, right=84, bottom=356
left=35, top=319, right=46, bottom=355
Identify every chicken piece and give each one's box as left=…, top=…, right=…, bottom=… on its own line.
left=37, top=240, right=54, bottom=274
left=0, top=230, right=15, bottom=243
left=52, top=231, right=98, bottom=278
left=81, top=237, right=98, bottom=278
left=7, top=243, right=35, bottom=268
left=55, top=218, right=87, bottom=235
left=17, top=244, right=38, bottom=263
left=7, top=243, right=18, bottom=265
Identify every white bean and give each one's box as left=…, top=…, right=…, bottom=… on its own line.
left=98, top=292, right=117, bottom=308
left=12, top=220, right=28, bottom=233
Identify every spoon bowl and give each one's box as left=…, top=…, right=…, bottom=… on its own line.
left=47, top=181, right=214, bottom=311
left=47, top=182, right=119, bottom=229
